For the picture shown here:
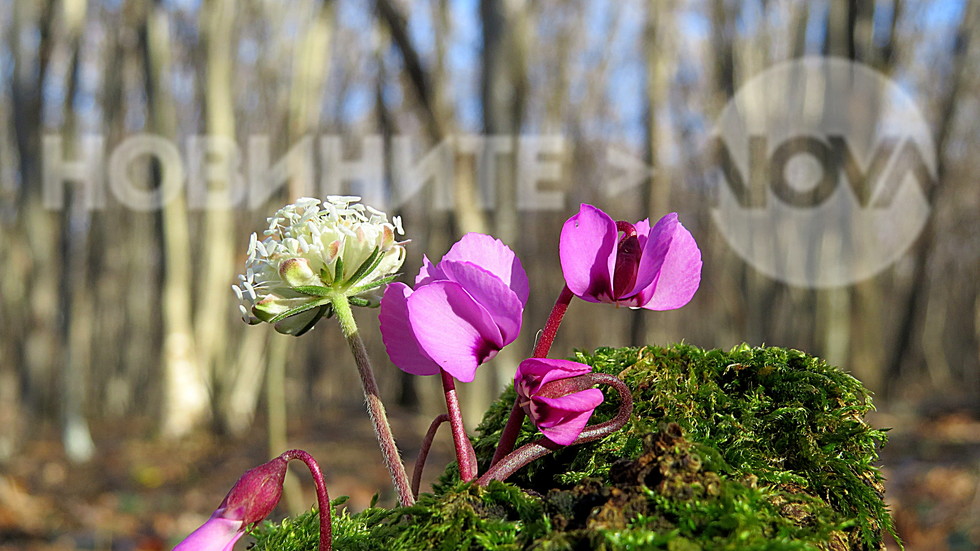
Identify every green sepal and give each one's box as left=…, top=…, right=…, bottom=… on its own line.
left=292, top=285, right=332, bottom=297
left=334, top=257, right=345, bottom=283
left=346, top=246, right=383, bottom=287
left=291, top=305, right=330, bottom=337
left=347, top=274, right=399, bottom=295
left=268, top=297, right=333, bottom=324
left=348, top=296, right=372, bottom=307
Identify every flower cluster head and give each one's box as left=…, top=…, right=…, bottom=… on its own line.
left=174, top=455, right=288, bottom=551
left=233, top=196, right=406, bottom=335
left=515, top=358, right=604, bottom=446
left=560, top=203, right=702, bottom=310
left=380, top=233, right=528, bottom=383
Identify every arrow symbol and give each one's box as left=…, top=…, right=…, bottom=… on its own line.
left=605, top=147, right=655, bottom=196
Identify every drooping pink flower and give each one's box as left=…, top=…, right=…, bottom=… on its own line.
left=559, top=204, right=701, bottom=310
left=173, top=456, right=288, bottom=551
left=380, top=233, right=528, bottom=383
left=514, top=358, right=605, bottom=446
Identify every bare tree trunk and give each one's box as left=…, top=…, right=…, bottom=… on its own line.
left=886, top=1, right=978, bottom=394
left=12, top=0, right=58, bottom=442
left=631, top=1, right=674, bottom=347
left=476, top=0, right=530, bottom=422
left=59, top=0, right=97, bottom=463
left=814, top=0, right=860, bottom=369
left=144, top=0, right=211, bottom=437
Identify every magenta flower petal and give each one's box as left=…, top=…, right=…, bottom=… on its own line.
left=407, top=281, right=503, bottom=382
left=634, top=214, right=702, bottom=310
left=533, top=388, right=605, bottom=446
left=618, top=217, right=667, bottom=299
left=558, top=204, right=701, bottom=310
left=559, top=204, right=617, bottom=303
left=379, top=282, right=442, bottom=377
left=381, top=233, right=526, bottom=383
left=515, top=358, right=604, bottom=446
left=173, top=516, right=244, bottom=551
left=443, top=233, right=530, bottom=306
left=436, top=260, right=524, bottom=343
left=516, top=357, right=594, bottom=387
left=415, top=255, right=444, bottom=286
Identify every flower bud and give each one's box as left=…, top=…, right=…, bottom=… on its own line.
left=514, top=358, right=604, bottom=446
left=173, top=456, right=288, bottom=551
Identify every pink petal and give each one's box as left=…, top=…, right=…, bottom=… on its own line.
left=532, top=388, right=605, bottom=446
left=634, top=214, right=702, bottom=310
left=436, top=260, right=524, bottom=344
left=515, top=358, right=594, bottom=391
left=173, top=516, right=244, bottom=551
left=415, top=255, right=444, bottom=286
left=380, top=283, right=442, bottom=377
left=618, top=217, right=667, bottom=299
left=559, top=204, right=617, bottom=303
left=407, top=281, right=503, bottom=383
left=443, top=233, right=529, bottom=306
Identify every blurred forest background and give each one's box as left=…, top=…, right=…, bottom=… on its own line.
left=0, top=0, right=978, bottom=549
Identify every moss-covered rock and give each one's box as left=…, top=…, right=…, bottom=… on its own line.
left=250, top=344, right=899, bottom=550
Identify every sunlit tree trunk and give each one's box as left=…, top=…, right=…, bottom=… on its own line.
left=886, top=1, right=978, bottom=395
left=631, top=1, right=674, bottom=347
left=12, top=0, right=58, bottom=448
left=145, top=0, right=210, bottom=438
left=59, top=0, right=97, bottom=463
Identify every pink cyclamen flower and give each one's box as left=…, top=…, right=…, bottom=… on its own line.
left=174, top=456, right=287, bottom=551
left=515, top=358, right=605, bottom=446
left=380, top=233, right=529, bottom=383
left=559, top=203, right=702, bottom=309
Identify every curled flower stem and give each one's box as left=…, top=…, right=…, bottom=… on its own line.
left=329, top=292, right=415, bottom=507
left=441, top=370, right=479, bottom=482
left=281, top=449, right=332, bottom=551
left=412, top=413, right=450, bottom=498
left=490, top=285, right=575, bottom=467
left=478, top=373, right=633, bottom=485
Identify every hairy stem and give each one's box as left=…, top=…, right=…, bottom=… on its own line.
left=412, top=413, right=449, bottom=498
left=329, top=292, right=415, bottom=506
left=490, top=285, right=576, bottom=467
left=281, top=449, right=331, bottom=551
left=441, top=370, right=478, bottom=481
left=478, top=373, right=633, bottom=485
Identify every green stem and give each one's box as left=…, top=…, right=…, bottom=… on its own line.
left=328, top=291, right=415, bottom=507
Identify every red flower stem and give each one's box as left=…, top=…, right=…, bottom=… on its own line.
left=532, top=284, right=576, bottom=358
left=478, top=373, right=633, bottom=485
left=282, top=449, right=332, bottom=551
left=490, top=285, right=576, bottom=467
left=441, top=370, right=478, bottom=481
left=412, top=413, right=450, bottom=498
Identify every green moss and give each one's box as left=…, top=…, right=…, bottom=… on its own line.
left=250, top=344, right=899, bottom=550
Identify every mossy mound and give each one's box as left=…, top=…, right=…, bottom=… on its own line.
left=251, top=344, right=898, bottom=550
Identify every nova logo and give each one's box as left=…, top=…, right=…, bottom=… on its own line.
left=709, top=57, right=935, bottom=287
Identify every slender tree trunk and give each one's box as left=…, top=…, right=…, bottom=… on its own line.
left=144, top=0, right=211, bottom=437
left=886, top=1, right=976, bottom=395
left=631, top=0, right=673, bottom=347
left=60, top=0, right=97, bottom=463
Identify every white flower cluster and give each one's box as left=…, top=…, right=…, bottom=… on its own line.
left=233, top=196, right=406, bottom=335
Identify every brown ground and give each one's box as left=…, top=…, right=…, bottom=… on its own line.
left=0, top=404, right=976, bottom=551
